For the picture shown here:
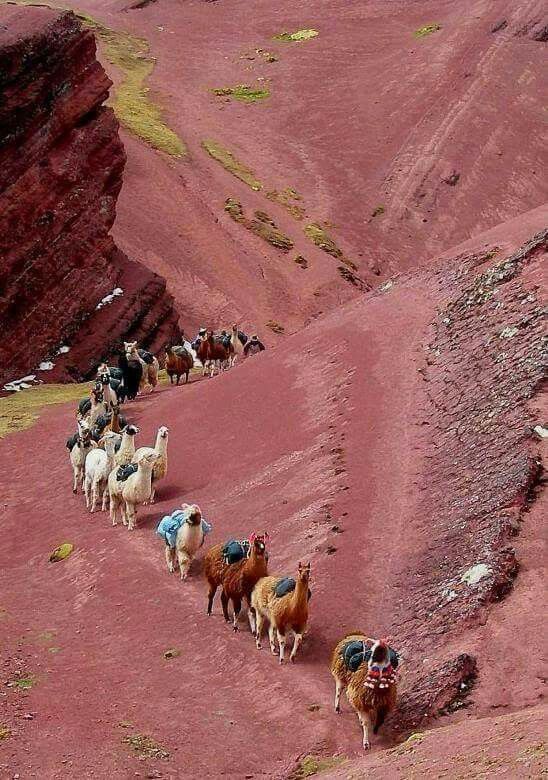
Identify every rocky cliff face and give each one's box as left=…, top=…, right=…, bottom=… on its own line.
left=0, top=6, right=179, bottom=384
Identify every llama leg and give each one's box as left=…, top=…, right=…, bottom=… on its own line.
left=90, top=481, right=98, bottom=513
left=149, top=485, right=156, bottom=504
left=358, top=711, right=372, bottom=750
left=334, top=678, right=343, bottom=713
left=290, top=633, right=303, bottom=663
left=72, top=467, right=78, bottom=494
left=165, top=545, right=175, bottom=573
left=110, top=494, right=117, bottom=526
left=101, top=487, right=109, bottom=512
left=220, top=591, right=230, bottom=623
left=177, top=550, right=191, bottom=581
left=247, top=605, right=256, bottom=636
left=126, top=503, right=134, bottom=531
left=277, top=630, right=286, bottom=664
left=255, top=612, right=264, bottom=649
left=232, top=597, right=242, bottom=631
left=84, top=476, right=90, bottom=508
left=207, top=585, right=217, bottom=615
left=268, top=623, right=277, bottom=655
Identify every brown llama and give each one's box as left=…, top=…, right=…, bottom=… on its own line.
left=251, top=562, right=311, bottom=663
left=197, top=330, right=230, bottom=378
left=330, top=634, right=399, bottom=750
left=164, top=345, right=193, bottom=385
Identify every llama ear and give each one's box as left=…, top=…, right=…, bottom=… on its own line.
left=249, top=532, right=256, bottom=544
left=264, top=531, right=270, bottom=540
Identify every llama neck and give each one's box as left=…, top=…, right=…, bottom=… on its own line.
left=121, top=433, right=135, bottom=451
left=155, top=434, right=168, bottom=454
left=292, top=577, right=309, bottom=608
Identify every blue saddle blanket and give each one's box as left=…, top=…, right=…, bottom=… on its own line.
left=156, top=510, right=212, bottom=549
left=274, top=576, right=312, bottom=601
left=222, top=539, right=250, bottom=565
left=116, top=463, right=138, bottom=481
left=342, top=640, right=399, bottom=672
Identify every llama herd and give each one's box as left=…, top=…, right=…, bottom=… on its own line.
left=65, top=339, right=400, bottom=752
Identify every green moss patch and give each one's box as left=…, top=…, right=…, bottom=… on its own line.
left=10, top=674, right=37, bottom=691
left=202, top=140, right=262, bottom=190
left=304, top=223, right=356, bottom=269
left=414, top=23, right=441, bottom=37
left=212, top=84, right=270, bottom=102
left=123, top=732, right=169, bottom=759
left=224, top=199, right=294, bottom=251
left=289, top=755, right=345, bottom=778
left=77, top=15, right=185, bottom=156
left=0, top=382, right=92, bottom=439
left=266, top=188, right=305, bottom=220
left=49, top=543, right=74, bottom=563
left=274, top=29, right=319, bottom=42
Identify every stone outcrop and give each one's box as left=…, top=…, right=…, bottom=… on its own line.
left=0, top=6, right=179, bottom=384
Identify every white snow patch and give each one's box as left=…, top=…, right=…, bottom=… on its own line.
left=499, top=326, right=518, bottom=339
left=37, top=361, right=55, bottom=371
left=3, top=375, right=38, bottom=392
left=460, top=564, right=491, bottom=586
left=56, top=345, right=70, bottom=355
left=96, top=287, right=124, bottom=310
left=533, top=425, right=548, bottom=439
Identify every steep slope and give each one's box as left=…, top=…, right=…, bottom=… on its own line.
left=16, top=0, right=546, bottom=336
left=0, top=6, right=180, bottom=385
left=0, top=212, right=545, bottom=777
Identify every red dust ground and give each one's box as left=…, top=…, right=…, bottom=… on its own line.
left=0, top=0, right=547, bottom=778
left=1, top=212, right=546, bottom=777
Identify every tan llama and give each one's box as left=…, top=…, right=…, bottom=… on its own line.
left=252, top=562, right=311, bottom=663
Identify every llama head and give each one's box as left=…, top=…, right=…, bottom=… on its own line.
left=124, top=424, right=140, bottom=437
left=365, top=639, right=398, bottom=690
left=124, top=341, right=138, bottom=358
left=91, top=382, right=104, bottom=403
left=158, top=425, right=169, bottom=440
left=101, top=431, right=121, bottom=454
left=249, top=532, right=269, bottom=556
left=232, top=323, right=238, bottom=333
left=297, top=561, right=311, bottom=584
left=185, top=504, right=202, bottom=525
left=136, top=448, right=158, bottom=466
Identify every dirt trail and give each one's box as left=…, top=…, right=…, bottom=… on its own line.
left=0, top=278, right=433, bottom=777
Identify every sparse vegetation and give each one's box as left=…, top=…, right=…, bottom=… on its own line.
left=289, top=755, right=345, bottom=778
left=123, top=732, right=169, bottom=759
left=212, top=84, right=270, bottom=102
left=414, top=23, right=441, bottom=37
left=163, top=648, right=181, bottom=659
left=371, top=204, right=385, bottom=218
left=266, top=320, right=285, bottom=334
left=294, top=255, right=308, bottom=268
left=304, top=223, right=357, bottom=269
left=49, top=543, right=74, bottom=562
left=10, top=674, right=37, bottom=691
left=274, top=29, right=319, bottom=42
left=266, top=188, right=306, bottom=220
left=201, top=140, right=262, bottom=190
left=224, top=199, right=294, bottom=251
left=0, top=382, right=91, bottom=439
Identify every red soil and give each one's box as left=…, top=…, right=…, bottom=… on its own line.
left=75, top=0, right=547, bottom=335
left=1, top=215, right=546, bottom=777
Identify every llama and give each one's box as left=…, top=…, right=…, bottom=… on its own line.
left=96, top=365, right=118, bottom=411
left=118, top=347, right=142, bottom=400
left=220, top=533, right=269, bottom=631
left=165, top=345, right=193, bottom=385
left=78, top=382, right=106, bottom=426
left=157, top=504, right=213, bottom=580
left=124, top=341, right=159, bottom=393
left=252, top=561, right=311, bottom=664
left=83, top=431, right=120, bottom=512
left=113, top=424, right=140, bottom=467
left=134, top=425, right=168, bottom=503
left=67, top=419, right=94, bottom=494
left=197, top=331, right=230, bottom=377
left=330, top=634, right=399, bottom=750
left=229, top=324, right=244, bottom=367
left=108, top=448, right=158, bottom=531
